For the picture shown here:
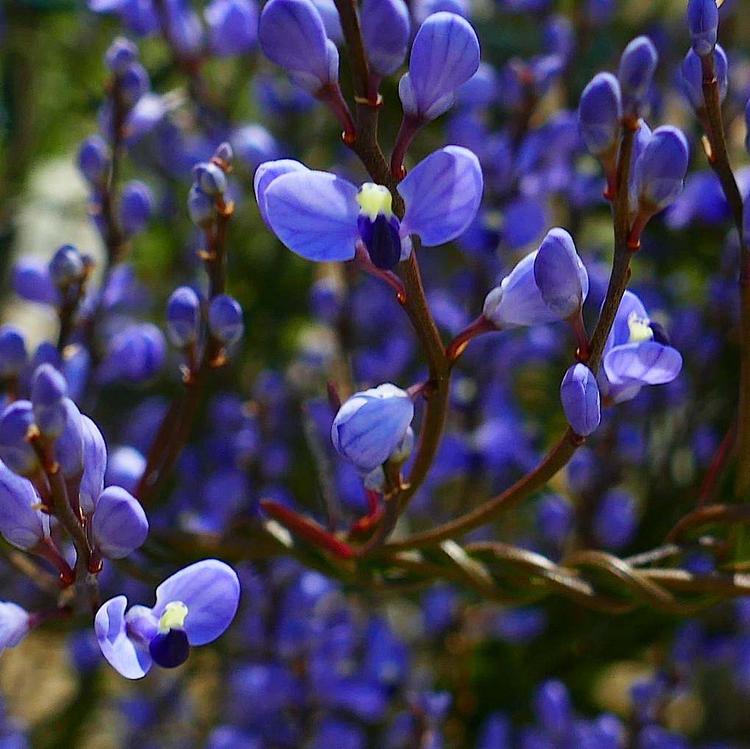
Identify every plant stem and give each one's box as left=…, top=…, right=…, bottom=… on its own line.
left=697, top=52, right=750, bottom=498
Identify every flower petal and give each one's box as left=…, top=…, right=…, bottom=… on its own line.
left=153, top=559, right=240, bottom=646
left=607, top=289, right=649, bottom=351
left=603, top=341, right=683, bottom=386
left=95, top=596, right=152, bottom=679
left=253, top=159, right=309, bottom=226
left=264, top=170, right=360, bottom=262
left=399, top=146, right=483, bottom=246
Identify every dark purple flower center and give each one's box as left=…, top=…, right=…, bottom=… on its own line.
left=649, top=321, right=671, bottom=346
left=358, top=213, right=402, bottom=271
left=149, top=628, right=190, bottom=668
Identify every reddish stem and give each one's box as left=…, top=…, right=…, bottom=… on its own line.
left=568, top=309, right=591, bottom=363
left=318, top=84, right=357, bottom=143
left=390, top=116, right=421, bottom=180
left=260, top=499, right=355, bottom=559
left=697, top=421, right=737, bottom=508
left=354, top=243, right=407, bottom=303
left=446, top=315, right=498, bottom=363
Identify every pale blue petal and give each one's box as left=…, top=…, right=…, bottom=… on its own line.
left=153, top=560, right=240, bottom=646
left=264, top=170, right=360, bottom=261
left=95, top=596, right=152, bottom=679
left=603, top=341, right=682, bottom=386
left=399, top=146, right=483, bottom=246
left=253, top=159, right=309, bottom=226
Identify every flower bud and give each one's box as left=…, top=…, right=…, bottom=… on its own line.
left=120, top=180, right=154, bottom=235
left=0, top=460, right=47, bottom=549
left=101, top=324, right=166, bottom=383
left=399, top=12, right=480, bottom=121
left=632, top=126, right=689, bottom=212
left=0, top=402, right=38, bottom=476
left=560, top=363, right=600, bottom=437
left=618, top=36, right=658, bottom=117
left=12, top=258, right=58, bottom=305
left=56, top=399, right=85, bottom=478
left=208, top=295, right=244, bottom=346
left=31, top=364, right=68, bottom=439
left=105, top=37, right=139, bottom=74
left=533, top=228, right=588, bottom=319
left=0, top=602, right=30, bottom=653
left=681, top=45, right=727, bottom=111
left=167, top=286, right=202, bottom=348
left=331, top=384, right=414, bottom=473
left=106, top=446, right=146, bottom=494
left=687, top=0, right=719, bottom=57
left=0, top=326, right=27, bottom=379
left=578, top=72, right=622, bottom=156
left=258, top=0, right=339, bottom=94
left=361, top=0, right=410, bottom=77
left=80, top=415, right=107, bottom=515
left=77, top=135, right=110, bottom=187
left=92, top=486, right=148, bottom=559
left=188, top=185, right=216, bottom=228
left=213, top=141, right=234, bottom=166
left=49, top=244, right=85, bottom=287
left=205, top=0, right=259, bottom=57
left=120, top=62, right=150, bottom=106
left=193, top=162, right=227, bottom=196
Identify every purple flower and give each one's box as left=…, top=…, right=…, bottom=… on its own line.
left=105, top=36, right=138, bottom=74
left=600, top=290, right=683, bottom=404
left=331, top=384, right=414, bottom=473
left=80, top=415, right=107, bottom=515
left=0, top=401, right=39, bottom=476
left=578, top=72, right=622, bottom=157
left=95, top=559, right=240, bottom=678
left=208, top=295, right=244, bottom=346
left=205, top=0, right=259, bottom=56
left=534, top=680, right=572, bottom=737
left=361, top=0, right=410, bottom=77
left=258, top=0, right=339, bottom=94
left=56, top=398, right=85, bottom=478
left=31, top=364, right=68, bottom=438
left=255, top=146, right=482, bottom=270
left=0, top=602, right=30, bottom=653
left=49, top=244, right=86, bottom=287
left=166, top=286, right=202, bottom=348
left=617, top=36, right=657, bottom=117
left=482, top=228, right=588, bottom=328
left=12, top=258, right=58, bottom=305
left=560, top=363, right=601, bottom=437
left=687, top=0, right=719, bottom=57
left=100, top=323, right=166, bottom=383
left=231, top=124, right=280, bottom=170
left=681, top=45, right=728, bottom=111
left=0, top=459, right=48, bottom=550
left=399, top=12, right=480, bottom=121
left=120, top=180, right=154, bottom=236
left=91, top=486, right=148, bottom=559
left=78, top=135, right=110, bottom=186
left=631, top=126, right=689, bottom=213
left=0, top=326, right=27, bottom=379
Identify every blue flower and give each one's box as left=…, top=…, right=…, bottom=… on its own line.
left=31, top=364, right=68, bottom=439
left=600, top=290, right=683, bottom=404
left=258, top=0, right=339, bottom=94
left=0, top=326, right=27, bottom=379
left=578, top=72, right=622, bottom=157
left=91, top=486, right=149, bottom=559
left=631, top=126, right=689, bottom=213
left=0, top=602, right=30, bottom=654
left=681, top=45, right=728, bottom=111
left=361, top=0, right=410, bottom=77
left=205, top=0, right=259, bottom=57
left=482, top=228, right=588, bottom=328
left=331, top=384, right=414, bottom=473
left=618, top=36, right=658, bottom=117
left=95, top=559, right=240, bottom=679
left=255, top=146, right=482, bottom=270
left=560, top=364, right=600, bottom=437
left=399, top=12, right=480, bottom=122
left=208, top=295, right=244, bottom=346
left=0, top=459, right=48, bottom=550
left=166, top=286, right=202, bottom=348
left=687, top=0, right=719, bottom=57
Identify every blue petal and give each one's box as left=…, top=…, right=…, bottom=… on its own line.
left=80, top=415, right=107, bottom=515
left=12, top=259, right=58, bottom=305
left=92, top=486, right=149, bottom=559
left=407, top=12, right=480, bottom=120
left=607, top=289, right=649, bottom=351
left=560, top=364, right=600, bottom=436
left=399, top=146, right=483, bottom=246
left=153, top=559, right=240, bottom=646
left=0, top=459, right=47, bottom=550
left=254, top=159, right=310, bottom=226
left=603, top=341, right=683, bottom=386
left=95, top=596, right=152, bottom=679
left=264, top=170, right=360, bottom=261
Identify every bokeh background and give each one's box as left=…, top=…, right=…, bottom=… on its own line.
left=3, top=0, right=750, bottom=747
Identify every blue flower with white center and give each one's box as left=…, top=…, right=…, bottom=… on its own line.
left=95, top=559, right=240, bottom=679
left=254, top=146, right=482, bottom=270
left=599, top=290, right=683, bottom=404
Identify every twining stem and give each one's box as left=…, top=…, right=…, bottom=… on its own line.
left=382, top=123, right=640, bottom=551
left=332, top=0, right=451, bottom=552
left=697, top=52, right=750, bottom=498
